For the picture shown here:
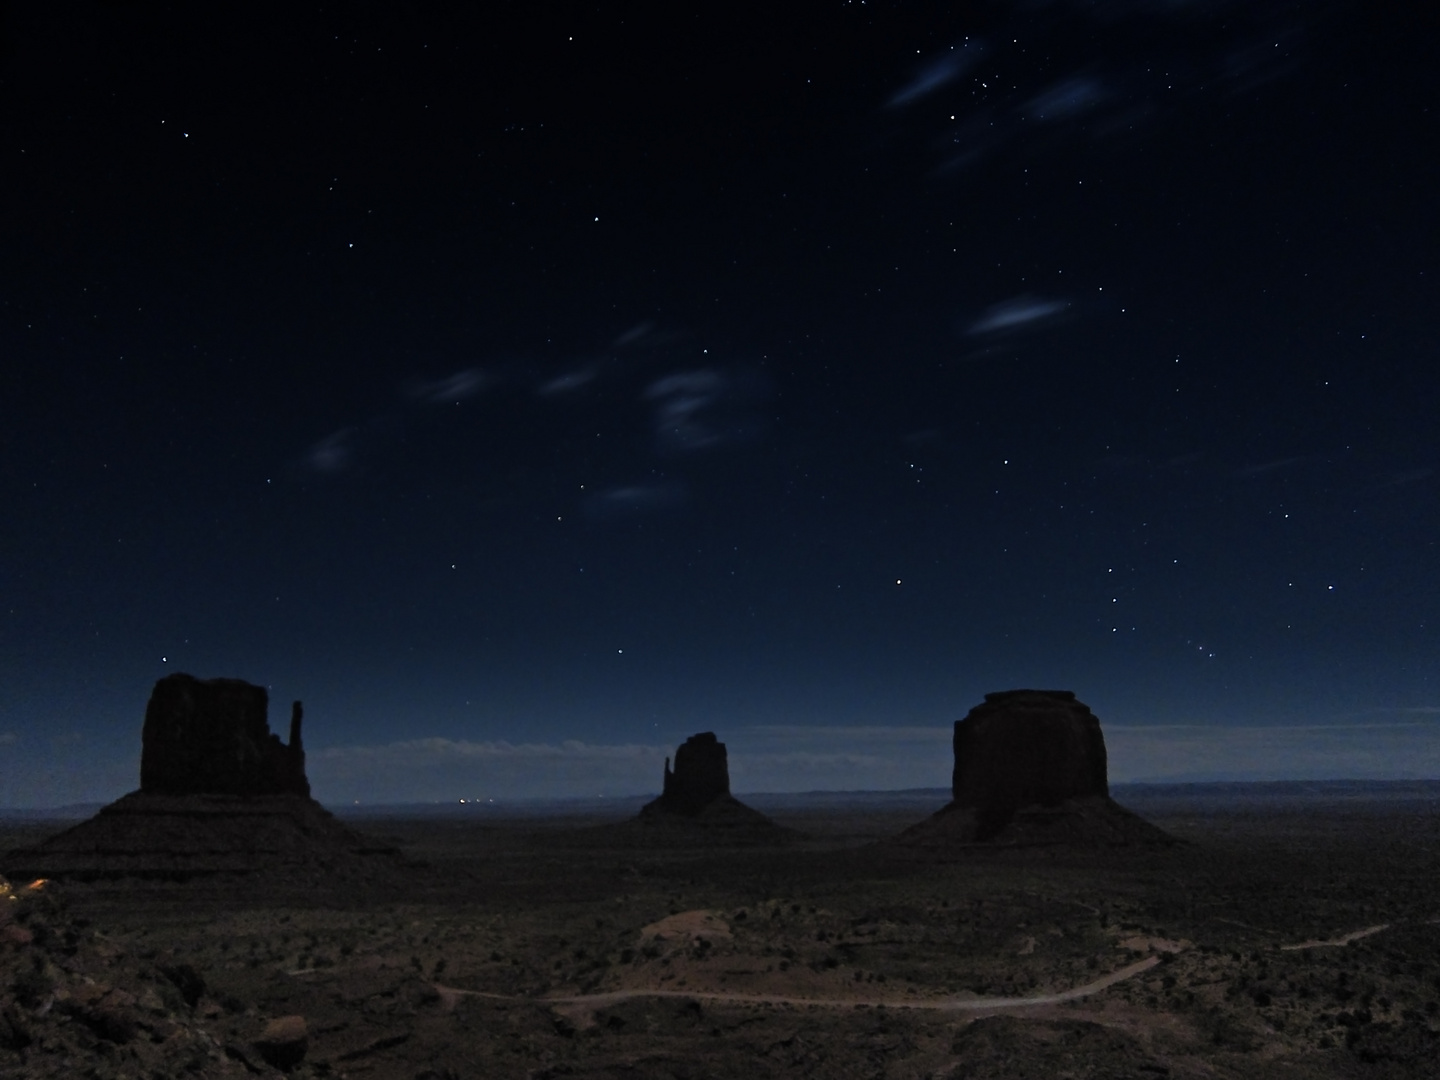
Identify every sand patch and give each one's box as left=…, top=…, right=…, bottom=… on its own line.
left=1117, top=935, right=1190, bottom=954
left=639, top=909, right=732, bottom=945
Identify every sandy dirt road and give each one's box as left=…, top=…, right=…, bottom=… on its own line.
left=438, top=954, right=1163, bottom=1015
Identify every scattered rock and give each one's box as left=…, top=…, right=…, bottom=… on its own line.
left=0, top=874, right=255, bottom=1076
left=159, top=960, right=207, bottom=1009
left=254, top=1014, right=309, bottom=1070
left=639, top=909, right=733, bottom=945
left=949, top=1015, right=1171, bottom=1078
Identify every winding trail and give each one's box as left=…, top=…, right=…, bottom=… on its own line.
left=436, top=954, right=1162, bottom=1015
left=1279, top=924, right=1390, bottom=951
left=432, top=921, right=1411, bottom=1016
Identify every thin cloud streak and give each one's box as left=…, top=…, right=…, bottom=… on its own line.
left=412, top=368, right=488, bottom=404
left=887, top=43, right=984, bottom=108
left=966, top=296, right=1068, bottom=335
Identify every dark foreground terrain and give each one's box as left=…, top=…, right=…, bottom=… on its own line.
left=4, top=781, right=1440, bottom=1078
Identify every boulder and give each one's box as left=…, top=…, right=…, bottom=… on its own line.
left=254, top=1014, right=309, bottom=1070
left=140, top=673, right=309, bottom=797
left=0, top=873, right=267, bottom=1075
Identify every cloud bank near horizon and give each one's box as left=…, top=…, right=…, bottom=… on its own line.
left=5, top=719, right=1440, bottom=809
left=300, top=719, right=1440, bottom=804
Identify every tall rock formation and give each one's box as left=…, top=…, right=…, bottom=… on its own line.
left=141, top=674, right=309, bottom=797
left=900, top=689, right=1174, bottom=848
left=952, top=689, right=1108, bottom=836
left=633, top=732, right=786, bottom=840
left=3, top=674, right=397, bottom=885
left=657, top=731, right=731, bottom=814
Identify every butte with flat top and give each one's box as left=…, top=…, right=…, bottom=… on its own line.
left=898, top=689, right=1175, bottom=848
left=3, top=673, right=396, bottom=883
left=627, top=732, right=788, bottom=839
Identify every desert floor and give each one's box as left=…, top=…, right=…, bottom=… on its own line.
left=4, top=782, right=1440, bottom=1078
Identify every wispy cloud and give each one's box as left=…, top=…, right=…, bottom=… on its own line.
left=886, top=4, right=1306, bottom=180
left=644, top=368, right=771, bottom=453
left=888, top=43, right=984, bottom=108
left=305, top=428, right=356, bottom=473
left=318, top=737, right=666, bottom=763
left=1106, top=721, right=1440, bottom=783
left=1024, top=77, right=1105, bottom=122
left=745, top=724, right=949, bottom=743
left=1237, top=455, right=1308, bottom=476
left=304, top=715, right=1440, bottom=804
left=583, top=483, right=687, bottom=520
left=612, top=321, right=655, bottom=347
left=966, top=296, right=1068, bottom=335
left=312, top=737, right=670, bottom=803
left=411, top=367, right=488, bottom=404
left=538, top=367, right=598, bottom=396
left=646, top=370, right=728, bottom=450
left=1383, top=467, right=1432, bottom=488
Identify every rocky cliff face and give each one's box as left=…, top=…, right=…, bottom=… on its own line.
left=3, top=675, right=402, bottom=884
left=952, top=689, right=1108, bottom=836
left=657, top=732, right=731, bottom=815
left=140, top=674, right=309, bottom=798
left=898, top=689, right=1174, bottom=848
left=632, top=732, right=785, bottom=839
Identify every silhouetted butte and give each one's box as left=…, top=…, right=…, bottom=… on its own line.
left=900, top=690, right=1174, bottom=848
left=632, top=732, right=786, bottom=838
left=3, top=674, right=396, bottom=883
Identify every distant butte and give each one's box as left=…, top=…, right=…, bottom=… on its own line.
left=647, top=732, right=732, bottom=815
left=899, top=690, right=1176, bottom=849
left=632, top=732, right=788, bottom=839
left=3, top=674, right=397, bottom=884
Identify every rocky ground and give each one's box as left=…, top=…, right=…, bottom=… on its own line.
left=3, top=787, right=1440, bottom=1078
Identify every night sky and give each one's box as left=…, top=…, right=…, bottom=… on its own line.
left=4, top=1, right=1438, bottom=807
